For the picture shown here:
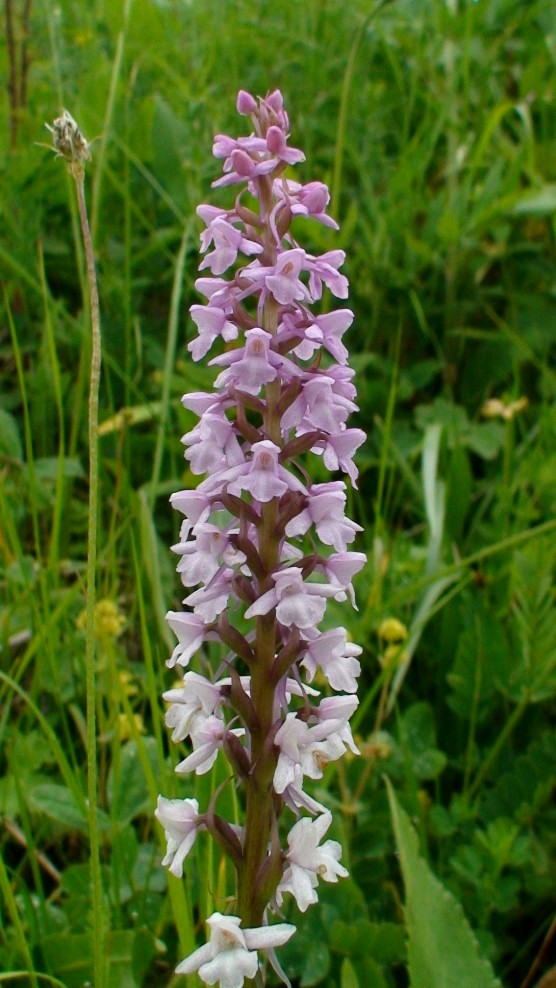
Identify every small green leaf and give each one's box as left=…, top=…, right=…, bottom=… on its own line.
left=0, top=408, right=22, bottom=460
left=386, top=779, right=502, bottom=988
left=10, top=731, right=57, bottom=772
left=465, top=421, right=505, bottom=460
left=352, top=956, right=388, bottom=988
left=341, top=957, right=360, bottom=988
left=34, top=456, right=86, bottom=480
left=60, top=863, right=94, bottom=899
left=400, top=701, right=433, bottom=747
left=428, top=805, right=455, bottom=838
left=412, top=748, right=447, bottom=779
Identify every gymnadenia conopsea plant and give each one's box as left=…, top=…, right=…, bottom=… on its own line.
left=156, top=89, right=366, bottom=987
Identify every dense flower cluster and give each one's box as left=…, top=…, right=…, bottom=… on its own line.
left=156, top=88, right=365, bottom=986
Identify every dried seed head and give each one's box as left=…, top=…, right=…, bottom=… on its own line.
left=46, top=109, right=91, bottom=172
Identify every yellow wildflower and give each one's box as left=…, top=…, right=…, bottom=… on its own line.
left=381, top=644, right=409, bottom=670
left=118, top=713, right=146, bottom=742
left=76, top=599, right=126, bottom=641
left=378, top=617, right=408, bottom=643
left=119, top=670, right=139, bottom=698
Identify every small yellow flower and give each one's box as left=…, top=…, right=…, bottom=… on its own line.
left=119, top=670, right=139, bottom=698
left=378, top=617, right=408, bottom=643
left=96, top=600, right=126, bottom=639
left=118, top=713, right=146, bottom=742
left=381, top=644, right=409, bottom=670
left=481, top=396, right=528, bottom=421
left=417, top=789, right=432, bottom=813
left=76, top=599, right=126, bottom=641
left=74, top=30, right=94, bottom=45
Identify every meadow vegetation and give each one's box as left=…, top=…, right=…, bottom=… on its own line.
left=1, top=0, right=555, bottom=985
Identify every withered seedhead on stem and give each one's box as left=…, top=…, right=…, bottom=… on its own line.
left=46, top=109, right=91, bottom=176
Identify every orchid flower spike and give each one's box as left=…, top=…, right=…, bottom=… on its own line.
left=157, top=89, right=366, bottom=985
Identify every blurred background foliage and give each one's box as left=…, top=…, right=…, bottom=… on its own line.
left=0, top=0, right=555, bottom=985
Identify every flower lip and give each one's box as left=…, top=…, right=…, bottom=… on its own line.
left=175, top=912, right=296, bottom=985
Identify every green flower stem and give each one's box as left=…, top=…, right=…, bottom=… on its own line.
left=74, top=167, right=107, bottom=988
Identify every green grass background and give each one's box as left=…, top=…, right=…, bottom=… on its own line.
left=1, top=0, right=555, bottom=985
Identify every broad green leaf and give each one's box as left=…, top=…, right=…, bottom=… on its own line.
left=30, top=783, right=110, bottom=832
left=10, top=730, right=57, bottom=772
left=60, top=862, right=96, bottom=900
left=42, top=930, right=143, bottom=988
left=386, top=779, right=502, bottom=988
left=115, top=937, right=144, bottom=988
left=300, top=937, right=331, bottom=986
left=107, top=737, right=160, bottom=827
left=399, top=703, right=446, bottom=781
left=279, top=905, right=331, bottom=987
left=329, top=918, right=406, bottom=965
left=131, top=926, right=159, bottom=983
